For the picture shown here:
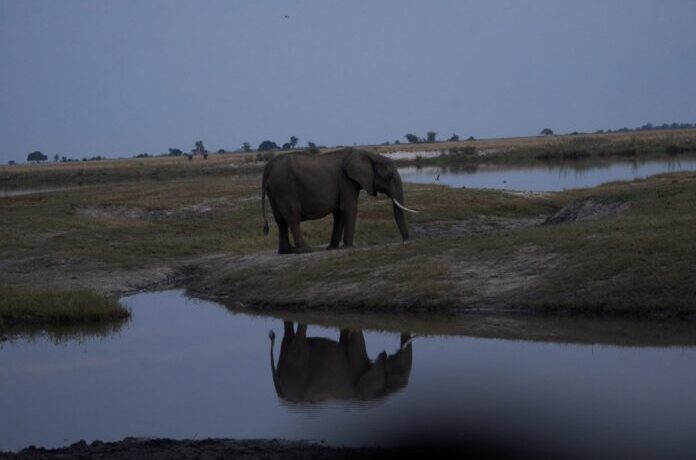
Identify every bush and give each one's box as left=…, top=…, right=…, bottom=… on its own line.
left=404, top=133, right=419, bottom=144
left=27, top=151, right=47, bottom=163
left=258, top=140, right=279, bottom=151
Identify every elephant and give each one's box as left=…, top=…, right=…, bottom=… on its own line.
left=268, top=321, right=413, bottom=403
left=261, top=148, right=418, bottom=254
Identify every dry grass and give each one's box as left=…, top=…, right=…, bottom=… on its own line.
left=2, top=138, right=696, bottom=317
left=216, top=172, right=696, bottom=316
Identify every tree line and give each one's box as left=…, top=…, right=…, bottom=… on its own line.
left=12, top=121, right=695, bottom=164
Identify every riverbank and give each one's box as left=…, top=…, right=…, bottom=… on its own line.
left=0, top=286, right=129, bottom=329
left=1, top=145, right=695, bottom=319
left=2, top=129, right=695, bottom=189
left=0, top=438, right=383, bottom=460
left=0, top=436, right=548, bottom=460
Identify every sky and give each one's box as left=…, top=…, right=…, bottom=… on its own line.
left=1, top=0, right=695, bottom=163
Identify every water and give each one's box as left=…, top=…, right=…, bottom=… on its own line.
left=399, top=156, right=696, bottom=191
left=2, top=290, right=696, bottom=459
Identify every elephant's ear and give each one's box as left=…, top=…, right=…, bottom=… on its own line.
left=344, top=151, right=376, bottom=196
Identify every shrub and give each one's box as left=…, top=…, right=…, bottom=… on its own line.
left=27, top=151, right=47, bottom=163
left=258, top=140, right=279, bottom=151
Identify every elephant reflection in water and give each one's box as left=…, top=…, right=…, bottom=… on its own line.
left=268, top=321, right=413, bottom=403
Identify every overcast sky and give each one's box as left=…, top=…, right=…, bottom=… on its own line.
left=1, top=0, right=695, bottom=162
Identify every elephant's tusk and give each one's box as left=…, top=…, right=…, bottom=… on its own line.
left=392, top=198, right=420, bottom=214
left=401, top=334, right=419, bottom=350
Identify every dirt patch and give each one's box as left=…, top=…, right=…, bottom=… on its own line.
left=75, top=198, right=236, bottom=221
left=544, top=199, right=630, bottom=225
left=412, top=215, right=544, bottom=239
left=0, top=255, right=181, bottom=296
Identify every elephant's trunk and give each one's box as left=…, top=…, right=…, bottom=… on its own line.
left=390, top=178, right=409, bottom=241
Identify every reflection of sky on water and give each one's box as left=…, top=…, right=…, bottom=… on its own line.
left=2, top=291, right=696, bottom=458
left=399, top=157, right=696, bottom=191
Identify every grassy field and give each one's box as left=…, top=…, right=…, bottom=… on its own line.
left=1, top=129, right=696, bottom=320
left=2, top=129, right=695, bottom=188
left=210, top=172, right=696, bottom=316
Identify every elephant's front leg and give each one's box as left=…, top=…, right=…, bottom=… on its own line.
left=327, top=211, right=344, bottom=250
left=289, top=221, right=312, bottom=254
left=342, top=205, right=357, bottom=248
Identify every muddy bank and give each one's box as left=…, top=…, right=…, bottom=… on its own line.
left=0, top=437, right=550, bottom=460
left=0, top=438, right=381, bottom=460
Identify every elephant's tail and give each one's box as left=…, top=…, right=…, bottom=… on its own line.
left=261, top=185, right=270, bottom=235
left=269, top=330, right=282, bottom=395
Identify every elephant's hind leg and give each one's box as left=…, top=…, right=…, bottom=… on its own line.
left=289, top=221, right=312, bottom=254
left=276, top=219, right=294, bottom=254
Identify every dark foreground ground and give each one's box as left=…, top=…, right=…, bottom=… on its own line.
left=0, top=437, right=558, bottom=460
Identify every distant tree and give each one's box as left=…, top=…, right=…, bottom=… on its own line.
left=258, top=140, right=279, bottom=151
left=282, top=142, right=291, bottom=150
left=193, top=141, right=206, bottom=155
left=27, top=151, right=47, bottom=163
left=61, top=156, right=68, bottom=162
left=404, top=133, right=419, bottom=144
left=7, top=160, right=16, bottom=165
left=53, top=154, right=59, bottom=162
left=448, top=134, right=459, bottom=142
left=394, top=140, right=400, bottom=144
left=467, top=136, right=476, bottom=141
left=290, top=136, right=299, bottom=148
left=217, top=149, right=225, bottom=154
left=136, top=153, right=150, bottom=158
left=307, top=141, right=319, bottom=154
left=426, top=131, right=437, bottom=143
left=540, top=128, right=554, bottom=136
left=242, top=142, right=252, bottom=153
left=168, top=148, right=183, bottom=156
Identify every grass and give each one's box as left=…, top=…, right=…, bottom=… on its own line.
left=0, top=152, right=264, bottom=189
left=2, top=132, right=696, bottom=317
left=217, top=172, right=696, bottom=316
left=394, top=129, right=696, bottom=168
left=0, top=286, right=130, bottom=327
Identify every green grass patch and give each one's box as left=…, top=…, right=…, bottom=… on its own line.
left=0, top=286, right=130, bottom=326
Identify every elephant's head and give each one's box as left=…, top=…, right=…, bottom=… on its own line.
left=343, top=150, right=418, bottom=241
